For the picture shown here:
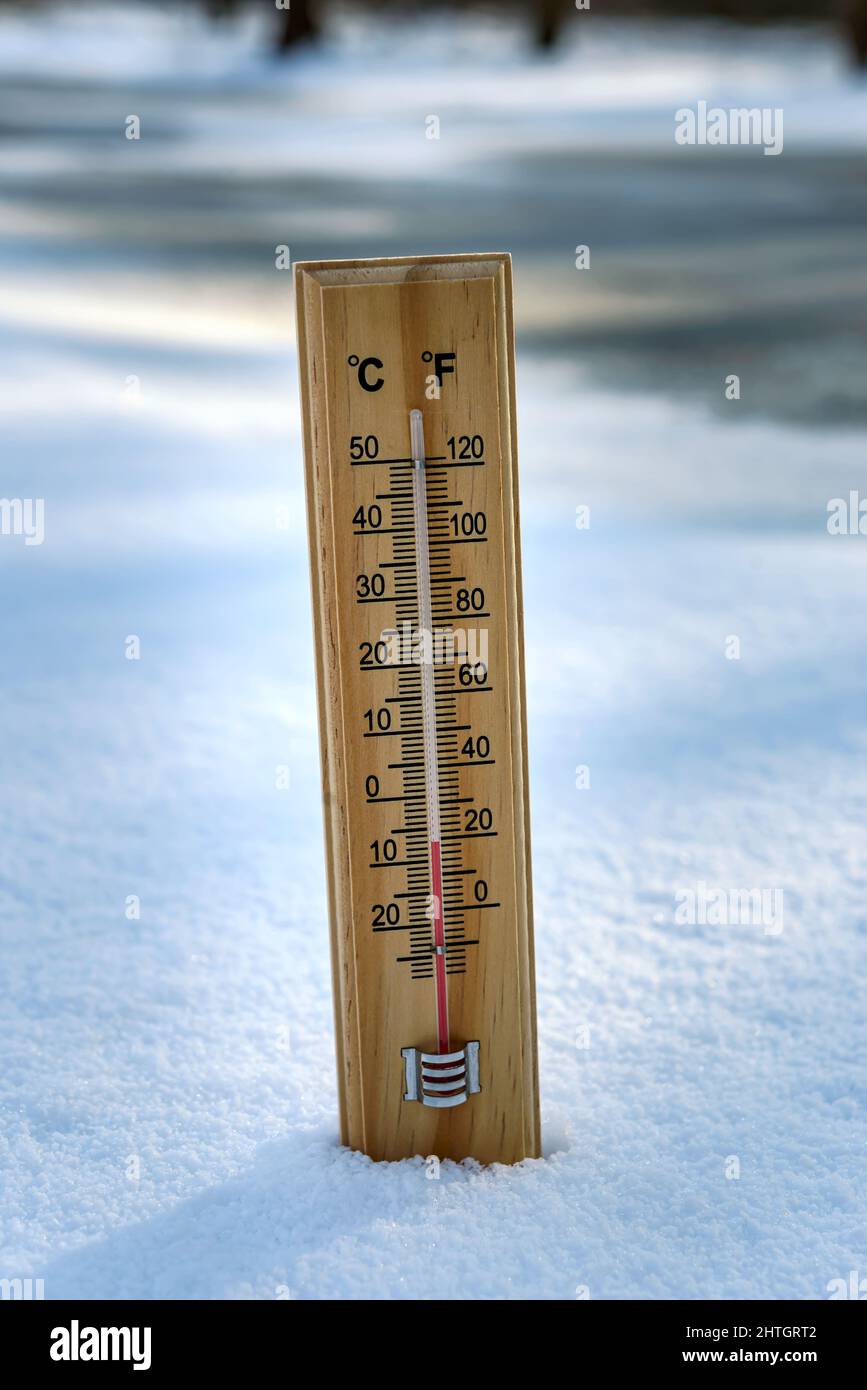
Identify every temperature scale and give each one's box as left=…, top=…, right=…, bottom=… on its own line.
left=296, top=253, right=539, bottom=1164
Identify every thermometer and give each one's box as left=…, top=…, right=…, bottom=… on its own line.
left=296, top=253, right=539, bottom=1164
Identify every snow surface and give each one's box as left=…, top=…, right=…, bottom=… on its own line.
left=1, top=3, right=866, bottom=1300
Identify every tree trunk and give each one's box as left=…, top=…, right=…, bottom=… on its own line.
left=848, top=1, right=867, bottom=66
left=535, top=0, right=567, bottom=49
left=276, top=0, right=320, bottom=51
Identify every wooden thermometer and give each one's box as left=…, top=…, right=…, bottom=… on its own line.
left=296, top=253, right=539, bottom=1164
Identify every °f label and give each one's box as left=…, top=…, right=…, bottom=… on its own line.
left=296, top=254, right=539, bottom=1163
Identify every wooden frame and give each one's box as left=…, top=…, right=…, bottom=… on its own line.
left=295, top=253, right=539, bottom=1163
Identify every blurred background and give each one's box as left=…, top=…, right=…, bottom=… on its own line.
left=1, top=0, right=866, bottom=1300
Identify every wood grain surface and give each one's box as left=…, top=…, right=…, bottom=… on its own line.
left=296, top=254, right=539, bottom=1163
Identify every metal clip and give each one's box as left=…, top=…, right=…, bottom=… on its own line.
left=401, top=1041, right=481, bottom=1108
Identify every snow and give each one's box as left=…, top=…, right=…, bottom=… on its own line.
left=1, top=2, right=866, bottom=1300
